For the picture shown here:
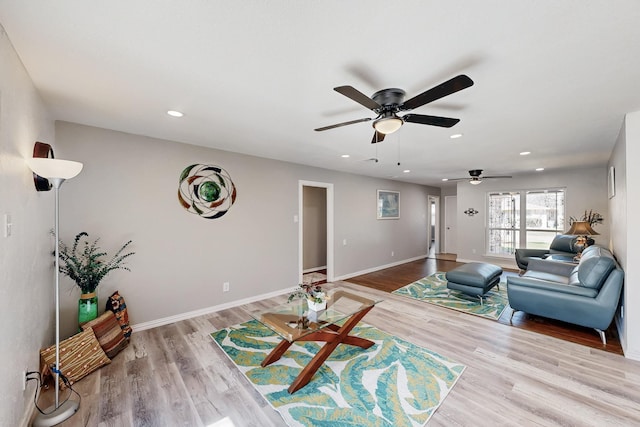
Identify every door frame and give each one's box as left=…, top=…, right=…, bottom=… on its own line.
left=299, top=180, right=334, bottom=282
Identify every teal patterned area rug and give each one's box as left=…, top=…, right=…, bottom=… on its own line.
left=211, top=320, right=465, bottom=427
left=393, top=272, right=508, bottom=320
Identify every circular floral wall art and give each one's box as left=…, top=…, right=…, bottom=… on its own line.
left=178, top=164, right=237, bottom=219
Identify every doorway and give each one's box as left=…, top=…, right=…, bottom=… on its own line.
left=299, top=181, right=334, bottom=283
left=427, top=196, right=440, bottom=256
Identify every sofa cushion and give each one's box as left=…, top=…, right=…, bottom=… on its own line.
left=577, top=246, right=616, bottom=290
left=81, top=310, right=128, bottom=358
left=523, top=269, right=570, bottom=284
left=40, top=327, right=111, bottom=389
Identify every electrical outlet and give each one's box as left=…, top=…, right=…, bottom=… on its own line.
left=223, top=282, right=230, bottom=292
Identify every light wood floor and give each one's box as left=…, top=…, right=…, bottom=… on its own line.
left=35, top=265, right=640, bottom=426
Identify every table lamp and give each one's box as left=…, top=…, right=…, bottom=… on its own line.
left=565, top=221, right=599, bottom=257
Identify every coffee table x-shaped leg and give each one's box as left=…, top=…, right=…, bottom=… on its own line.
left=260, top=304, right=375, bottom=394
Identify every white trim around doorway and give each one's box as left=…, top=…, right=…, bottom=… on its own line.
left=299, top=180, right=334, bottom=283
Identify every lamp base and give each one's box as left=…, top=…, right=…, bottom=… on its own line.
left=32, top=399, right=79, bottom=427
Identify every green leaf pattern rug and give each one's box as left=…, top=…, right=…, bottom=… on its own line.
left=393, top=271, right=508, bottom=320
left=211, top=320, right=465, bottom=426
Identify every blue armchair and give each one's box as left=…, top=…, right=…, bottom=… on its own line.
left=514, top=234, right=579, bottom=271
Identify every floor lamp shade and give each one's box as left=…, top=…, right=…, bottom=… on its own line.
left=26, top=158, right=83, bottom=181
left=27, top=156, right=83, bottom=427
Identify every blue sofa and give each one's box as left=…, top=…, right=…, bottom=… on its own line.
left=507, top=245, right=623, bottom=344
left=514, top=234, right=579, bottom=271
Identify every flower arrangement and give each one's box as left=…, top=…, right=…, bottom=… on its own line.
left=57, top=232, right=135, bottom=294
left=569, top=210, right=604, bottom=227
left=288, top=283, right=326, bottom=304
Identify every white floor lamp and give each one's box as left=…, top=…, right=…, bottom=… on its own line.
left=26, top=157, right=83, bottom=427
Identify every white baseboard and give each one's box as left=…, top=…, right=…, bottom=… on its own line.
left=303, top=266, right=327, bottom=274
left=131, top=257, right=428, bottom=332
left=130, top=285, right=299, bottom=333
left=333, top=254, right=428, bottom=281
left=615, top=313, right=640, bottom=361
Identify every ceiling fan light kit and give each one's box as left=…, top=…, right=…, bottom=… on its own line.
left=373, top=114, right=403, bottom=134
left=315, top=75, right=474, bottom=144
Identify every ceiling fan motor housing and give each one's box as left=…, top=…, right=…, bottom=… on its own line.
left=372, top=88, right=406, bottom=112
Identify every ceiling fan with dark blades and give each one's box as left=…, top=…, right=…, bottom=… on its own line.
left=444, top=169, right=512, bottom=185
left=314, top=74, right=474, bottom=143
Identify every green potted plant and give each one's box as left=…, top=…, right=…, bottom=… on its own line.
left=569, top=209, right=604, bottom=228
left=57, top=232, right=135, bottom=325
left=288, top=283, right=327, bottom=311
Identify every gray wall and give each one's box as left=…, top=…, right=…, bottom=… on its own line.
left=55, top=121, right=441, bottom=337
left=610, top=112, right=639, bottom=360
left=0, top=24, right=56, bottom=427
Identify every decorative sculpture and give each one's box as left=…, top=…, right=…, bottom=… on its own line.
left=464, top=208, right=479, bottom=216
left=178, top=164, right=237, bottom=219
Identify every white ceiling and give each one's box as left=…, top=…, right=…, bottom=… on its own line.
left=1, top=1, right=640, bottom=186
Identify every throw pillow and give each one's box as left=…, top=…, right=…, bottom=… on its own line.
left=81, top=310, right=128, bottom=358
left=105, top=290, right=132, bottom=338
left=40, top=327, right=111, bottom=389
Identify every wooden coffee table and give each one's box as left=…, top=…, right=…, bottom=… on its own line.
left=250, top=290, right=381, bottom=393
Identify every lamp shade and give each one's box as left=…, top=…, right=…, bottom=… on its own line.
left=26, top=158, right=83, bottom=180
left=565, top=221, right=599, bottom=236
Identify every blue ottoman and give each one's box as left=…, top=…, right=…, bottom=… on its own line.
left=445, top=263, right=503, bottom=304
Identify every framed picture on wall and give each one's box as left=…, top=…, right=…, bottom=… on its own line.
left=608, top=166, right=616, bottom=199
left=377, top=190, right=400, bottom=219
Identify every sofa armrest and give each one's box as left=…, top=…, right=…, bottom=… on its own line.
left=514, top=248, right=549, bottom=270
left=526, top=258, right=576, bottom=276
left=515, top=248, right=548, bottom=259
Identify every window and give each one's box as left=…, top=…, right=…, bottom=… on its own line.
left=487, top=189, right=565, bottom=256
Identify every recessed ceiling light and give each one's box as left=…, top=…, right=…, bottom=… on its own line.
left=520, top=151, right=531, bottom=156
left=442, top=178, right=449, bottom=181
left=341, top=154, right=350, bottom=158
left=536, top=167, right=544, bottom=171
left=167, top=110, right=184, bottom=117
left=403, top=169, right=410, bottom=173
left=450, top=133, right=463, bottom=139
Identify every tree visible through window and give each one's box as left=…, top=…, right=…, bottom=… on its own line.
left=487, top=189, right=565, bottom=256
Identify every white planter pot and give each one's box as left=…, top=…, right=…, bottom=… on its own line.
left=307, top=299, right=327, bottom=311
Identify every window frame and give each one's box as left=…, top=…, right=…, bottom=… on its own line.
left=486, top=187, right=566, bottom=257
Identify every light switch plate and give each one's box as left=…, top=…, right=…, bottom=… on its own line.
left=4, top=213, right=11, bottom=238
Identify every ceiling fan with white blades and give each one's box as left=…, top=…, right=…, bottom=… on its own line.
left=314, top=74, right=474, bottom=144
left=443, top=169, right=512, bottom=185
